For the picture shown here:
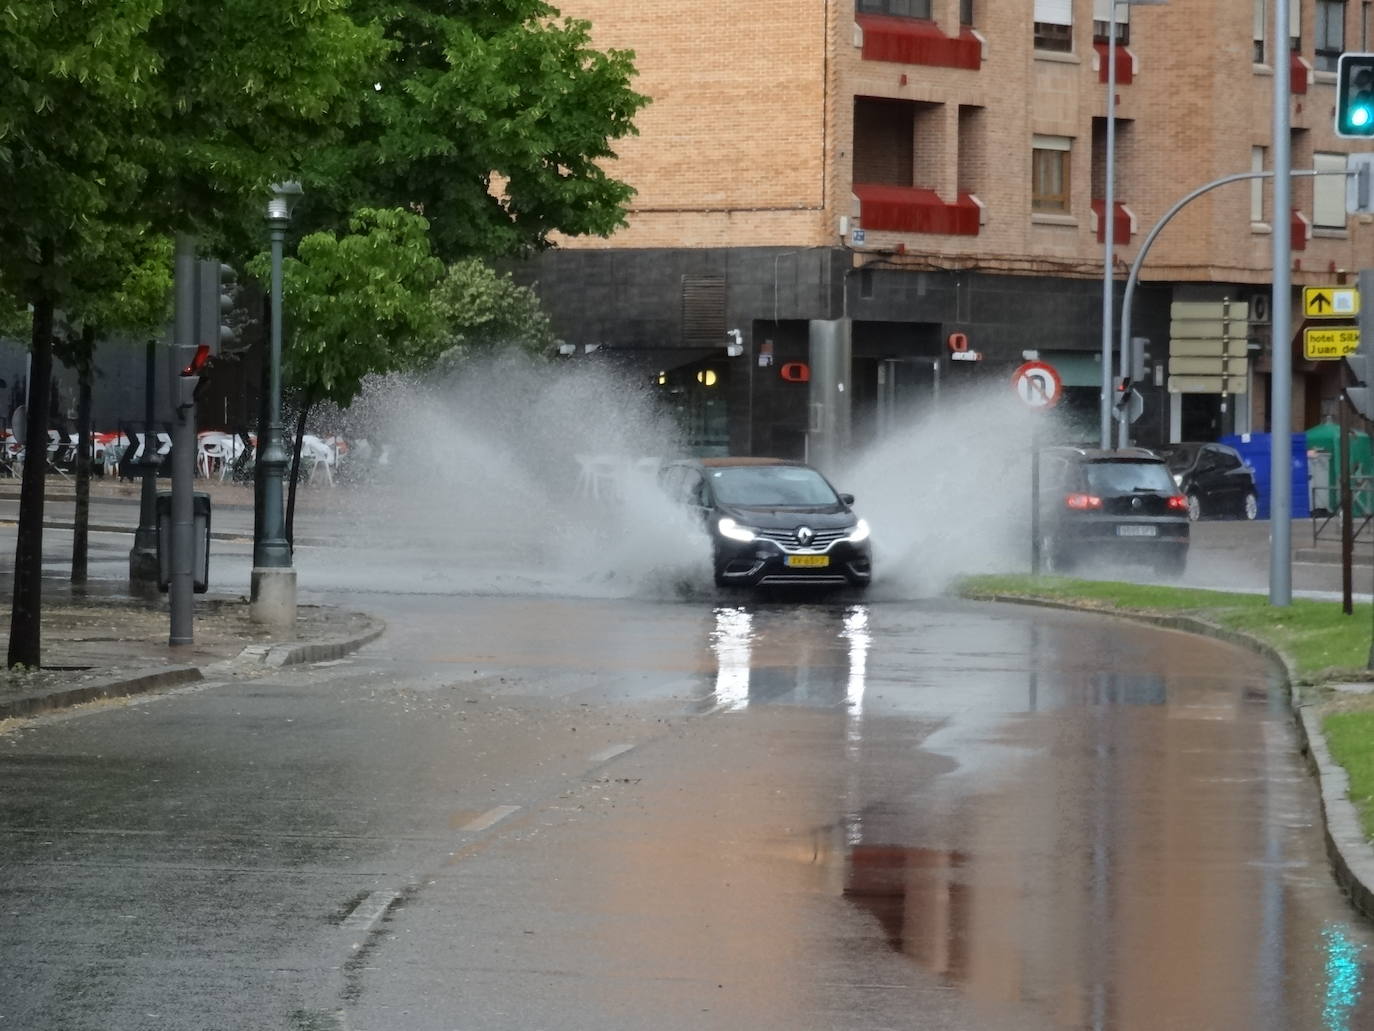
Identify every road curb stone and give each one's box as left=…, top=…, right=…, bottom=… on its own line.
left=969, top=590, right=1374, bottom=925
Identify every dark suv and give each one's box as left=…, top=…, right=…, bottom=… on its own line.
left=1154, top=442, right=1259, bottom=521
left=1038, top=447, right=1191, bottom=576
left=659, top=457, right=872, bottom=588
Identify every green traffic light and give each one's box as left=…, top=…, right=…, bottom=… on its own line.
left=1355, top=106, right=1374, bottom=129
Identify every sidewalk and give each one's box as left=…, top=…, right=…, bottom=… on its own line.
left=0, top=588, right=384, bottom=722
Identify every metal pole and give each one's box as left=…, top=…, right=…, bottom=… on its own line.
left=169, top=234, right=196, bottom=645
left=1270, top=0, right=1293, bottom=605
left=254, top=215, right=292, bottom=570
left=1101, top=1, right=1119, bottom=450
left=129, top=338, right=159, bottom=582
left=1341, top=395, right=1354, bottom=614
left=1031, top=417, right=1042, bottom=574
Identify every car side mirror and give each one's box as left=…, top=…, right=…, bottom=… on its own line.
left=840, top=493, right=855, bottom=505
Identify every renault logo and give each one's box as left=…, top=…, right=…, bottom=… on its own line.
left=796, top=526, right=815, bottom=546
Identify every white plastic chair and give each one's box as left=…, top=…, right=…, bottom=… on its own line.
left=301, top=434, right=335, bottom=486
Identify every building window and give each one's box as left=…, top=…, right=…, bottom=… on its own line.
left=1092, top=0, right=1130, bottom=44
left=1034, top=0, right=1073, bottom=50
left=857, top=0, right=933, bottom=18
left=1253, top=0, right=1303, bottom=62
left=1251, top=145, right=1267, bottom=223
left=1032, top=135, right=1072, bottom=213
left=961, top=0, right=973, bottom=26
left=1314, top=151, right=1348, bottom=228
left=1315, top=0, right=1345, bottom=71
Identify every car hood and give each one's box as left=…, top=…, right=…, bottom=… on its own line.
left=718, top=503, right=856, bottom=530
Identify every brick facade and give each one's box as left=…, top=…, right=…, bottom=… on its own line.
left=529, top=0, right=1372, bottom=445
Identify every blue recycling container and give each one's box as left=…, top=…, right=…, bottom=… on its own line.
left=1220, top=432, right=1309, bottom=520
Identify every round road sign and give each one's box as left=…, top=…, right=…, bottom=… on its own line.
left=1012, top=361, right=1062, bottom=409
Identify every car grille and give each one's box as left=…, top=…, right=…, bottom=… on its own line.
left=756, top=527, right=849, bottom=550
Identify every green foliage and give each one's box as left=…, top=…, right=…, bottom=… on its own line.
left=307, top=0, right=648, bottom=260
left=1325, top=712, right=1374, bottom=838
left=0, top=0, right=385, bottom=305
left=430, top=259, right=553, bottom=362
left=250, top=207, right=445, bottom=409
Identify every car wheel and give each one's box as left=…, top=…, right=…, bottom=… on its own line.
left=1186, top=493, right=1202, bottom=522
left=1241, top=491, right=1258, bottom=520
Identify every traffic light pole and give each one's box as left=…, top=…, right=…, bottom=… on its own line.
left=1115, top=166, right=1355, bottom=606
left=169, top=234, right=197, bottom=646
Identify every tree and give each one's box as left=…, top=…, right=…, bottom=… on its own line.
left=1, top=0, right=383, bottom=666
left=53, top=230, right=172, bottom=584
left=429, top=259, right=554, bottom=365
left=303, top=0, right=647, bottom=262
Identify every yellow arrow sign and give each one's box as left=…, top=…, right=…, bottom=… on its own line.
left=1304, top=326, right=1360, bottom=359
left=1304, top=286, right=1361, bottom=318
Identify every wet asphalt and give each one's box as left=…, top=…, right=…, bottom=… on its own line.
left=1, top=491, right=1373, bottom=1027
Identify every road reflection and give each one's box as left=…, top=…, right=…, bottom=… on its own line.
left=703, top=600, right=1374, bottom=1029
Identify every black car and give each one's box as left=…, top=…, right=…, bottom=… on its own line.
left=1154, top=442, right=1259, bottom=521
left=659, top=457, right=873, bottom=588
left=1038, top=447, right=1191, bottom=576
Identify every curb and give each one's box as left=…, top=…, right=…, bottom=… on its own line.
left=0, top=665, right=203, bottom=721
left=234, top=617, right=387, bottom=668
left=0, top=613, right=387, bottom=723
left=968, top=590, right=1374, bottom=925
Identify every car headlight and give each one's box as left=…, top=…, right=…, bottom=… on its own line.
left=717, top=517, right=757, bottom=542
left=846, top=518, right=871, bottom=543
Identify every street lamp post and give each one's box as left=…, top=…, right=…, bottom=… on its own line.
left=250, top=181, right=302, bottom=627
left=1101, top=0, right=1167, bottom=449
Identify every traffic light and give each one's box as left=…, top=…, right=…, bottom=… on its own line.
left=1336, top=53, right=1374, bottom=137
left=195, top=259, right=237, bottom=364
left=1351, top=270, right=1374, bottom=419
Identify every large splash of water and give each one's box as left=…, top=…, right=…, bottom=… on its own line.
left=304, top=359, right=1060, bottom=601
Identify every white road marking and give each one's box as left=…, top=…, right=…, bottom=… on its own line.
left=457, top=804, right=521, bottom=832
left=341, top=889, right=401, bottom=933
left=588, top=744, right=634, bottom=763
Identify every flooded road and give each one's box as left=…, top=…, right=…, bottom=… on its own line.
left=337, top=596, right=1374, bottom=1031
left=2, top=593, right=1372, bottom=1029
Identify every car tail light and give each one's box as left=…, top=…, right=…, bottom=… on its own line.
left=1167, top=495, right=1188, bottom=511
left=1065, top=493, right=1102, bottom=510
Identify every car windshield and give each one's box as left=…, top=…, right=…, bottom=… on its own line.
left=1084, top=460, right=1177, bottom=495
left=708, top=465, right=839, bottom=507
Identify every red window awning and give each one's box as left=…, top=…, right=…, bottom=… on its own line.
left=856, top=15, right=980, bottom=70
left=854, top=183, right=980, bottom=236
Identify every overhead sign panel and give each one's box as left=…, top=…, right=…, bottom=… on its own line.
left=1303, top=285, right=1360, bottom=318
left=1168, top=374, right=1248, bottom=394
left=1171, top=337, right=1248, bottom=358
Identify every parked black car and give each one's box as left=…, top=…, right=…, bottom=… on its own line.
left=1153, top=442, right=1259, bottom=521
left=1038, top=447, right=1191, bottom=576
left=659, top=457, right=872, bottom=588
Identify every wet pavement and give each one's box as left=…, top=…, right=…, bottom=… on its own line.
left=2, top=482, right=1374, bottom=1028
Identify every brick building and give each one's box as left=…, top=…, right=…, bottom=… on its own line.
left=518, top=0, right=1374, bottom=462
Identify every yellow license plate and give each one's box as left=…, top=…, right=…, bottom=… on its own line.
left=786, top=555, right=830, bottom=568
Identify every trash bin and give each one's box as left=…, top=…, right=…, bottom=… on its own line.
left=156, top=491, right=211, bottom=593
left=1303, top=422, right=1374, bottom=516
left=1220, top=432, right=1310, bottom=520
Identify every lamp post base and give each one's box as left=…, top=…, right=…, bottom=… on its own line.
left=250, top=567, right=297, bottom=628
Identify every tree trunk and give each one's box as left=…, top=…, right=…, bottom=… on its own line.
left=286, top=400, right=312, bottom=550
left=71, top=325, right=95, bottom=586
left=8, top=246, right=55, bottom=668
